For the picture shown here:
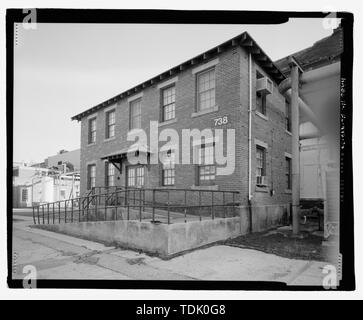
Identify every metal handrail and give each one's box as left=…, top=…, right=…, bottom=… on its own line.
left=32, top=187, right=240, bottom=225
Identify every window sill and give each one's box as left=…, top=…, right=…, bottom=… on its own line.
left=87, top=142, right=96, bottom=147
left=285, top=130, right=292, bottom=136
left=157, top=185, right=177, bottom=189
left=255, top=111, right=269, bottom=121
left=191, top=185, right=219, bottom=191
left=104, top=136, right=116, bottom=142
left=128, top=128, right=143, bottom=135
left=285, top=189, right=292, bottom=194
left=158, top=118, right=177, bottom=127
left=191, top=106, right=219, bottom=118
left=255, top=186, right=269, bottom=193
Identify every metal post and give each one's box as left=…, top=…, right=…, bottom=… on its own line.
left=223, top=192, right=226, bottom=218
left=32, top=206, right=36, bottom=224
left=95, top=193, right=98, bottom=221
left=167, top=191, right=170, bottom=224
left=184, top=190, right=187, bottom=223
left=127, top=190, right=130, bottom=220
left=47, top=203, right=50, bottom=224
left=58, top=202, right=61, bottom=223
left=42, top=205, right=45, bottom=224
left=53, top=202, right=55, bottom=224
left=211, top=192, right=214, bottom=220
left=104, top=194, right=107, bottom=221
left=139, top=189, right=142, bottom=222
left=199, top=191, right=202, bottom=221
left=64, top=200, right=67, bottom=223
left=79, top=198, right=81, bottom=222
left=71, top=199, right=74, bottom=223
left=37, top=206, right=40, bottom=224
left=290, top=58, right=301, bottom=235
left=152, top=189, right=155, bottom=222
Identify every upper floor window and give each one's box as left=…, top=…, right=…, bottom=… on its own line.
left=87, top=164, right=96, bottom=190
left=161, top=149, right=175, bottom=186
left=256, top=71, right=266, bottom=115
left=129, top=99, right=141, bottom=130
left=256, top=92, right=266, bottom=115
left=161, top=85, right=176, bottom=121
left=88, top=117, right=97, bottom=144
left=105, top=110, right=115, bottom=139
left=285, top=100, right=291, bottom=132
left=197, top=68, right=216, bottom=112
left=105, top=162, right=115, bottom=187
left=285, top=157, right=292, bottom=190
left=197, top=143, right=216, bottom=185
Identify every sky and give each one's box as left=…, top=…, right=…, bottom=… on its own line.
left=13, top=18, right=334, bottom=164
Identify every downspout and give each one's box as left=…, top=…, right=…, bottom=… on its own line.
left=248, top=52, right=253, bottom=233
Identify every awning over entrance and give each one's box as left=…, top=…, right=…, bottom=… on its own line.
left=100, top=145, right=152, bottom=174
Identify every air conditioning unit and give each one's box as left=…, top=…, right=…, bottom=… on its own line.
left=256, top=77, right=273, bottom=95
left=256, top=176, right=268, bottom=186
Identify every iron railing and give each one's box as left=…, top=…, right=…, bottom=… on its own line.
left=32, top=187, right=240, bottom=225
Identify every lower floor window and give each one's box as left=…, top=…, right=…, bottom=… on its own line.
left=199, top=165, right=216, bottom=184
left=127, top=166, right=144, bottom=187
left=87, top=164, right=96, bottom=190
left=105, top=162, right=115, bottom=187
left=162, top=150, right=175, bottom=186
left=285, top=157, right=292, bottom=189
left=256, top=145, right=267, bottom=186
left=197, top=143, right=216, bottom=185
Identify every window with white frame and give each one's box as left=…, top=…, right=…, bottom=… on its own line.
left=256, top=146, right=266, bottom=182
left=130, top=99, right=141, bottom=130
left=127, top=166, right=144, bottom=187
left=88, top=117, right=97, bottom=144
left=105, top=162, right=115, bottom=187
left=197, top=68, right=216, bottom=112
left=285, top=157, right=292, bottom=190
left=161, top=85, right=176, bottom=121
left=105, top=109, right=115, bottom=139
left=162, top=149, right=175, bottom=186
left=87, top=164, right=96, bottom=190
left=197, top=143, right=216, bottom=185
left=256, top=71, right=266, bottom=115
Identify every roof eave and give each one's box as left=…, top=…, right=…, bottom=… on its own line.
left=71, top=31, right=285, bottom=122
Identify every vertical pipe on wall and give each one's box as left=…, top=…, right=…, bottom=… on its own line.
left=248, top=52, right=253, bottom=233
left=248, top=52, right=252, bottom=202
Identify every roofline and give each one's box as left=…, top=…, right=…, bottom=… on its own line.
left=71, top=31, right=286, bottom=121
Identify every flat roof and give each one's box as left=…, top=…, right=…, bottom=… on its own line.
left=72, top=31, right=285, bottom=121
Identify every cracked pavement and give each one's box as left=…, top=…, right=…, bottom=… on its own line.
left=12, top=214, right=328, bottom=284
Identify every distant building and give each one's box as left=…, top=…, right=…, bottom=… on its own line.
left=71, top=31, right=292, bottom=222
left=13, top=149, right=80, bottom=208
left=45, top=149, right=80, bottom=172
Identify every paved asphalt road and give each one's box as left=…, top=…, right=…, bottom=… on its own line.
left=11, top=212, right=329, bottom=285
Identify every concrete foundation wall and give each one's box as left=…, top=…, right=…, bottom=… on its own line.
left=34, top=203, right=288, bottom=257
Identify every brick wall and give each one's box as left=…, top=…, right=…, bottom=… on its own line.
left=79, top=46, right=291, bottom=207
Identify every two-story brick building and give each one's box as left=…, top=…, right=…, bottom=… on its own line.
left=72, top=31, right=292, bottom=212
